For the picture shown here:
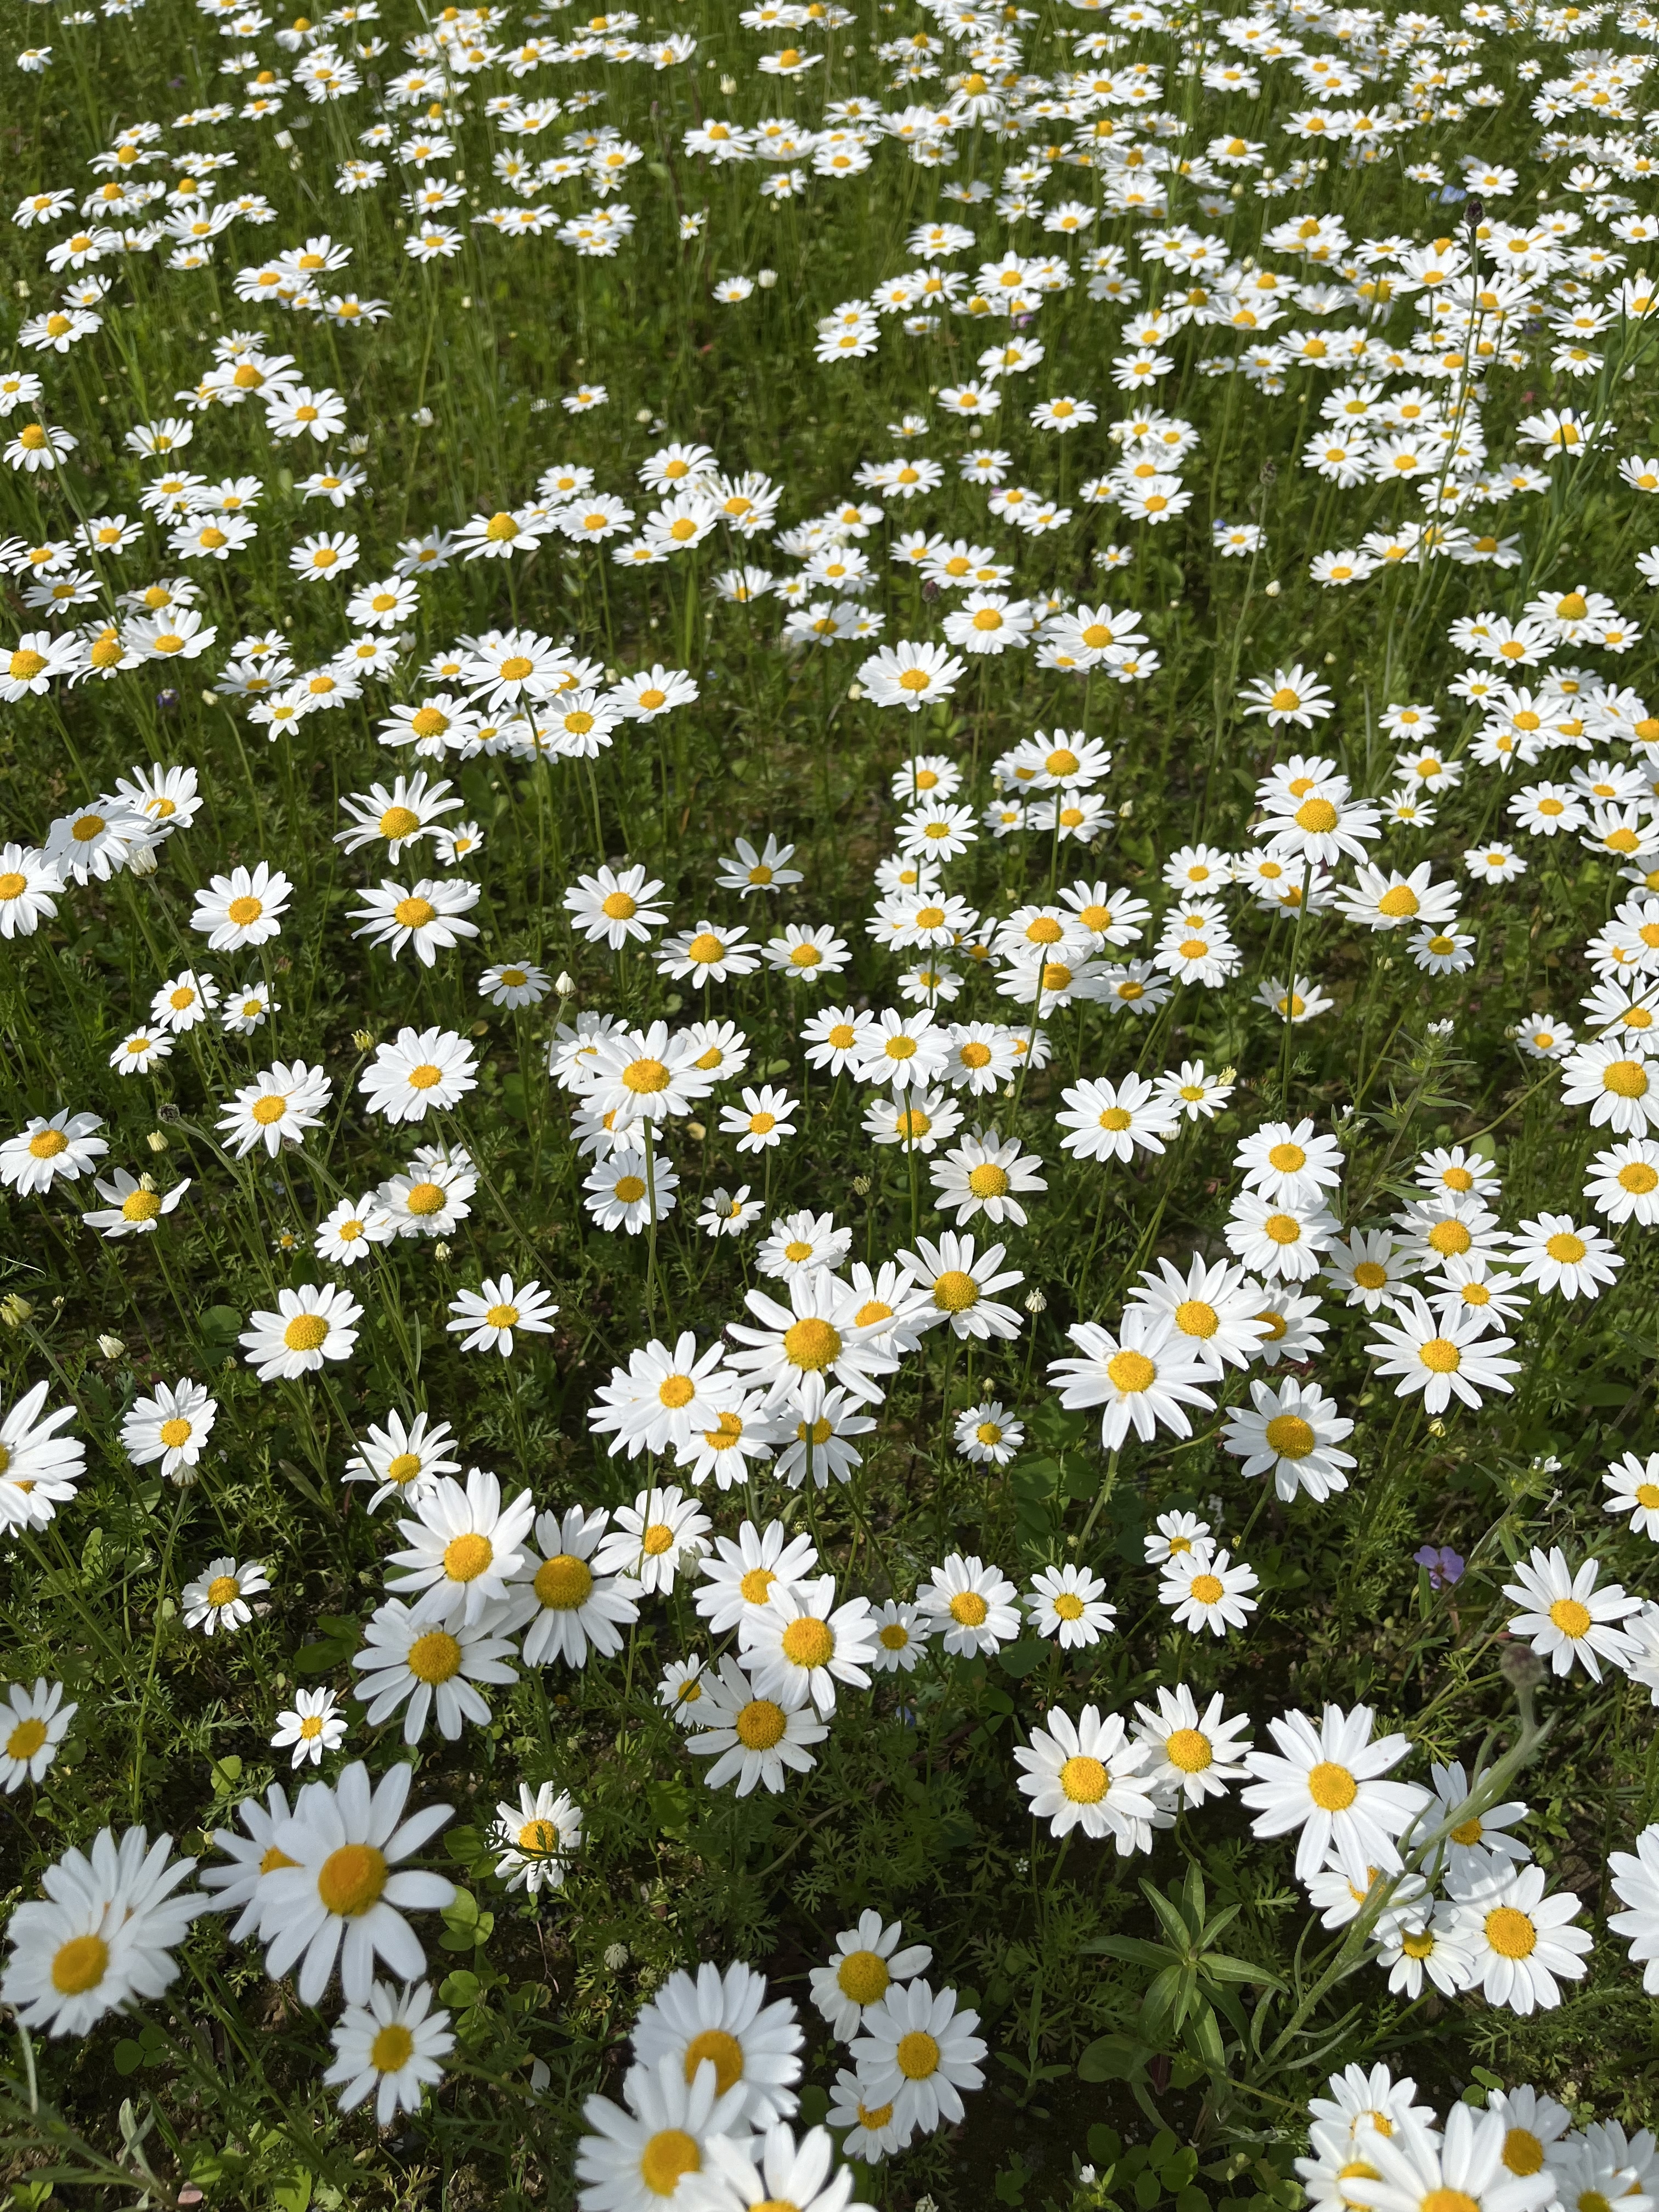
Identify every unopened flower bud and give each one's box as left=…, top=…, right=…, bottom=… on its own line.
left=97, top=1333, right=126, bottom=1360
left=0, top=1294, right=35, bottom=1329
left=352, top=1029, right=375, bottom=1051
left=128, top=840, right=160, bottom=877
left=1499, top=1640, right=1547, bottom=1690
left=686, top=1120, right=707, bottom=1141
left=1025, top=1288, right=1047, bottom=1313
left=555, top=972, right=576, bottom=998
left=146, top=1130, right=170, bottom=1153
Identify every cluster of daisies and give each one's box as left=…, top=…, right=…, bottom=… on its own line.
left=577, top=1933, right=984, bottom=2198
left=1295, top=2063, right=1659, bottom=2212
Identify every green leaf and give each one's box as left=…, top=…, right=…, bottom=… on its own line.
left=113, top=2038, right=144, bottom=2077
left=271, top=2176, right=312, bottom=2212
left=439, top=1969, right=482, bottom=2006
left=1084, top=1934, right=1175, bottom=1970
left=996, top=1638, right=1045, bottom=1678
left=1199, top=1952, right=1284, bottom=1990
left=1078, top=2032, right=1149, bottom=2084
left=649, top=1776, right=691, bottom=1834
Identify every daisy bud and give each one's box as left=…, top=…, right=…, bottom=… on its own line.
left=128, top=842, right=160, bottom=877
left=758, top=268, right=777, bottom=289
left=720, top=72, right=736, bottom=91
left=1263, top=580, right=1281, bottom=597
left=97, top=1334, right=125, bottom=1359
left=555, top=972, right=576, bottom=997
left=1500, top=1640, right=1547, bottom=1689
left=686, top=1121, right=706, bottom=1141
left=352, top=1029, right=375, bottom=1051
left=1025, top=1288, right=1047, bottom=1313
left=0, top=1294, right=33, bottom=1328
left=603, top=1942, right=629, bottom=1970
left=146, top=1130, right=170, bottom=1152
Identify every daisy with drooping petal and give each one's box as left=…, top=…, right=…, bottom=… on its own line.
left=182, top=1555, right=269, bottom=1635
left=324, top=1978, right=454, bottom=2126
left=344, top=1411, right=461, bottom=1515
left=272, top=1688, right=348, bottom=1769
left=445, top=1274, right=560, bottom=1356
left=809, top=1912, right=933, bottom=2044
left=591, top=1485, right=711, bottom=1594
left=1015, top=1705, right=1158, bottom=1848
left=1445, top=1864, right=1592, bottom=2016
left=917, top=1554, right=1020, bottom=1656
left=0, top=1825, right=205, bottom=2038
left=1, top=1111, right=106, bottom=1195
left=1160, top=1549, right=1260, bottom=1638
left=385, top=1469, right=536, bottom=1627
left=574, top=2054, right=749, bottom=2212
left=849, top=1980, right=986, bottom=2137
left=492, top=1782, right=582, bottom=1896
left=896, top=1231, right=1024, bottom=1341
left=510, top=1506, right=641, bottom=1667
left=351, top=1599, right=518, bottom=1745
left=0, top=1678, right=77, bottom=1790
left=1500, top=1545, right=1639, bottom=1681
left=1048, top=1310, right=1215, bottom=1449
left=1133, top=1685, right=1252, bottom=1808
left=1223, top=1378, right=1357, bottom=1502
left=1365, top=1297, right=1519, bottom=1413
left=684, top=1655, right=828, bottom=1797
left=1241, top=1705, right=1431, bottom=1886
left=239, top=1283, right=362, bottom=1380
left=257, top=1760, right=455, bottom=2007
left=1026, top=1562, right=1116, bottom=1648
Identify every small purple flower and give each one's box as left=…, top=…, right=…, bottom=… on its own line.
left=1414, top=1544, right=1465, bottom=1591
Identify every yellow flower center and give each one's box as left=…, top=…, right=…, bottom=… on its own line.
left=735, top=1699, right=787, bottom=1751
left=283, top=1314, right=330, bottom=1351
left=781, top=1616, right=834, bottom=1668
left=227, top=894, right=263, bottom=926
left=1166, top=1727, right=1211, bottom=1773
left=933, top=1269, right=979, bottom=1312
left=896, top=2029, right=940, bottom=2080
left=783, top=1317, right=842, bottom=1371
left=443, top=1532, right=493, bottom=1582
left=407, top=1628, right=462, bottom=1682
left=622, top=1057, right=669, bottom=1094
left=1307, top=1761, right=1357, bottom=1811
left=50, top=1934, right=109, bottom=1994
left=1265, top=1414, right=1316, bottom=1460
left=1482, top=1907, right=1536, bottom=1960
left=317, top=1842, right=388, bottom=1917
left=534, top=1554, right=594, bottom=1609
left=1107, top=1349, right=1156, bottom=1393
left=949, top=1590, right=989, bottom=1627
left=1059, top=1753, right=1109, bottom=1802
left=28, top=1128, right=69, bottom=1159
left=640, top=2129, right=701, bottom=2197
left=1548, top=1596, right=1592, bottom=1638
